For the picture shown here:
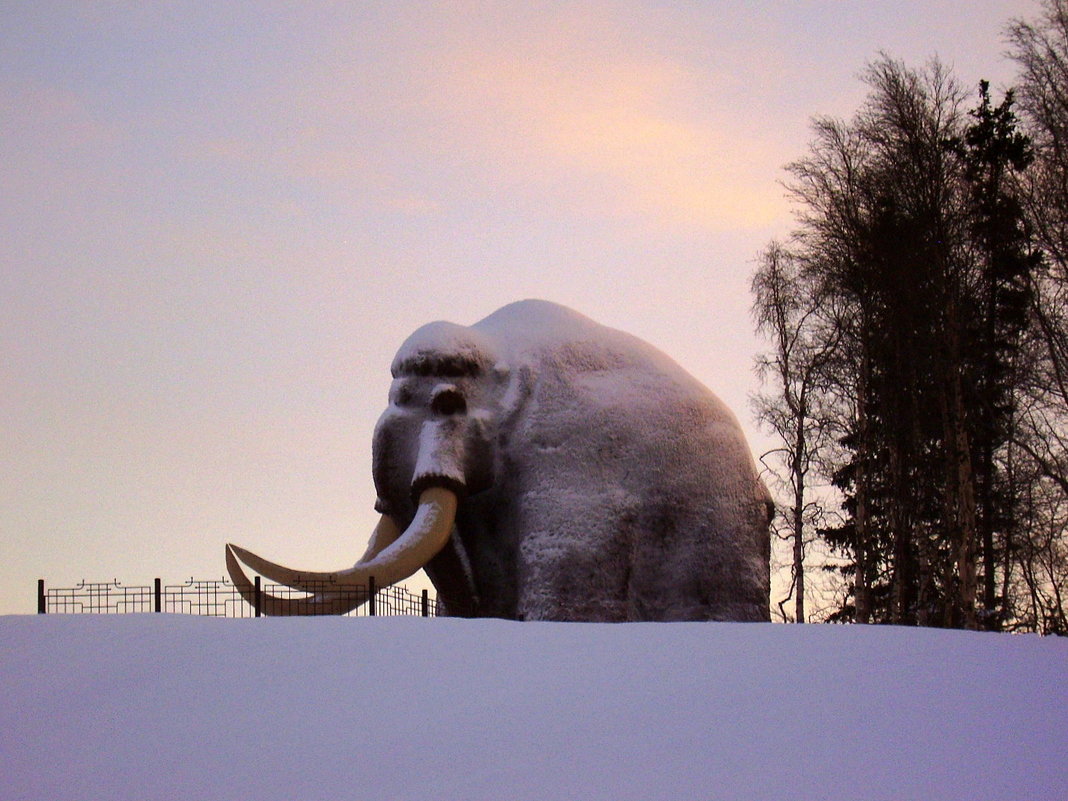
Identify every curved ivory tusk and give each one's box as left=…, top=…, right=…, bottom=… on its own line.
left=225, top=544, right=365, bottom=616
left=227, top=515, right=401, bottom=592
left=356, top=514, right=403, bottom=563
left=227, top=486, right=458, bottom=596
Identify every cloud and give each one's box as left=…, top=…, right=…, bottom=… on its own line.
left=174, top=4, right=792, bottom=232
left=414, top=18, right=790, bottom=231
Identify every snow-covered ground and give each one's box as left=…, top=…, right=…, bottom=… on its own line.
left=2, top=616, right=1065, bottom=801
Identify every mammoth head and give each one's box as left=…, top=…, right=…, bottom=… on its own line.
left=224, top=320, right=502, bottom=615
left=372, top=320, right=500, bottom=523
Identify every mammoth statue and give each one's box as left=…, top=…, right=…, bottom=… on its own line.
left=226, top=299, right=771, bottom=621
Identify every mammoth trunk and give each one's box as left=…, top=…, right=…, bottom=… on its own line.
left=410, top=417, right=469, bottom=501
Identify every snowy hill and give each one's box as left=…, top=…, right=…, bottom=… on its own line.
left=3, top=616, right=1066, bottom=800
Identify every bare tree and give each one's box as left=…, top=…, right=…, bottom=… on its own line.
left=1007, top=0, right=1068, bottom=630
left=751, top=35, right=1067, bottom=631
left=1008, top=0, right=1068, bottom=494
left=1008, top=0, right=1068, bottom=274
left=760, top=57, right=1050, bottom=629
left=752, top=243, right=840, bottom=623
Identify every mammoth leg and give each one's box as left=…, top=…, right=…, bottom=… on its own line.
left=512, top=488, right=635, bottom=622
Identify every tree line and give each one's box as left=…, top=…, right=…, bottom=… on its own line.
left=752, top=0, right=1068, bottom=633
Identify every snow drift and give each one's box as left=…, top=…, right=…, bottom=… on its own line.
left=2, top=616, right=1065, bottom=800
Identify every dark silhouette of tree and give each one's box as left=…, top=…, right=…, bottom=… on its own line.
left=1005, top=0, right=1068, bottom=633
left=752, top=243, right=841, bottom=623
left=947, top=81, right=1042, bottom=628
left=785, top=58, right=976, bottom=627
left=1008, top=0, right=1068, bottom=274
left=754, top=57, right=1053, bottom=630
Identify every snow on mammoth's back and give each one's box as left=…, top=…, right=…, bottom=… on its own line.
left=476, top=299, right=709, bottom=381
left=469, top=298, right=742, bottom=423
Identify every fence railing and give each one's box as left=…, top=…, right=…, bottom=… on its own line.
left=37, top=577, right=439, bottom=617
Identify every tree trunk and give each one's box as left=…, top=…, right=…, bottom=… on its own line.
left=854, top=351, right=872, bottom=623
left=793, top=415, right=806, bottom=624
left=944, top=298, right=980, bottom=630
left=890, top=443, right=911, bottom=624
left=979, top=435, right=997, bottom=627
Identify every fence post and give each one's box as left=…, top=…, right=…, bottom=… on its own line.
left=154, top=578, right=162, bottom=613
left=38, top=579, right=46, bottom=614
left=422, top=589, right=429, bottom=617
left=369, top=576, right=376, bottom=616
left=254, top=576, right=262, bottom=618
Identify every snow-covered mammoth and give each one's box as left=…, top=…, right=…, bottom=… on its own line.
left=226, top=300, right=771, bottom=621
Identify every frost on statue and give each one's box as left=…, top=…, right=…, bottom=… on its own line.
left=227, top=300, right=772, bottom=621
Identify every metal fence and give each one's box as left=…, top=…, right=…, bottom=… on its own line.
left=37, top=577, right=439, bottom=617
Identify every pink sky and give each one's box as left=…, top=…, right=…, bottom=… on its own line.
left=0, top=1, right=1040, bottom=613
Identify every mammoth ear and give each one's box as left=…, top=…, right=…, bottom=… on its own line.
left=430, top=384, right=467, bottom=416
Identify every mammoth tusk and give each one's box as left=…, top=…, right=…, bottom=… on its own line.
left=225, top=544, right=366, bottom=616
left=227, top=516, right=399, bottom=594
left=356, top=513, right=403, bottom=563
left=226, top=486, right=458, bottom=601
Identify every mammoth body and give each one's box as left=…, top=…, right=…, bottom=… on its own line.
left=373, top=300, right=770, bottom=621
left=227, top=300, right=770, bottom=622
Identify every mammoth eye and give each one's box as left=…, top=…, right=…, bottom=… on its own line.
left=431, top=386, right=467, bottom=416
left=393, top=386, right=413, bottom=406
